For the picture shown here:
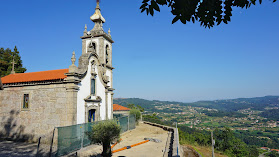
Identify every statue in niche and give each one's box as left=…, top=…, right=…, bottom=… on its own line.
left=91, top=60, right=96, bottom=74
left=105, top=46, right=110, bottom=64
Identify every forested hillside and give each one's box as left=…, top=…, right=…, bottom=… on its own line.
left=114, top=96, right=279, bottom=115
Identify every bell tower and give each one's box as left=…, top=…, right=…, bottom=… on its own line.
left=76, top=0, right=115, bottom=122
left=80, top=0, right=114, bottom=65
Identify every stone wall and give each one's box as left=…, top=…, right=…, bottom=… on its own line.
left=0, top=83, right=77, bottom=142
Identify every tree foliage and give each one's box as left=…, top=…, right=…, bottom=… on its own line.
left=259, top=109, right=279, bottom=121
left=267, top=151, right=279, bottom=157
left=0, top=46, right=26, bottom=77
left=129, top=108, right=141, bottom=124
left=127, top=103, right=145, bottom=112
left=140, top=0, right=277, bottom=28
left=144, top=116, right=260, bottom=157
left=86, top=120, right=121, bottom=157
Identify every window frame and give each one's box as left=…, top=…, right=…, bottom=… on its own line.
left=91, top=78, right=96, bottom=95
left=21, top=93, right=30, bottom=111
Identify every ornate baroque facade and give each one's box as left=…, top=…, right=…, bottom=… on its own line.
left=0, top=2, right=114, bottom=140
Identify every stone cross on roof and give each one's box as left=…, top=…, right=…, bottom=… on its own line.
left=11, top=58, right=15, bottom=74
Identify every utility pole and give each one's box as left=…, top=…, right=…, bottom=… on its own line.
left=211, top=131, right=215, bottom=157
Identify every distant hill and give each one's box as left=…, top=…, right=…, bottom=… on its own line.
left=113, top=96, right=279, bottom=112
left=191, top=96, right=279, bottom=111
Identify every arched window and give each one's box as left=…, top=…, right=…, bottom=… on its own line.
left=88, top=42, right=96, bottom=53
left=105, top=45, right=110, bottom=64
left=91, top=78, right=96, bottom=95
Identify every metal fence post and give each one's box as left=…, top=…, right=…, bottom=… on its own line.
left=36, top=137, right=41, bottom=157
left=176, top=122, right=179, bottom=157
left=81, top=126, right=84, bottom=149
left=49, top=128, right=55, bottom=157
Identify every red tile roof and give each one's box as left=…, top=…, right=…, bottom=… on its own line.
left=113, top=104, right=130, bottom=111
left=1, top=69, right=69, bottom=84
left=271, top=149, right=279, bottom=152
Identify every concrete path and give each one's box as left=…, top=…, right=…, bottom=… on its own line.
left=0, top=140, right=38, bottom=157
left=112, top=122, right=169, bottom=157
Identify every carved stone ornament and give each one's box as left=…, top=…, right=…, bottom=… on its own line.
left=84, top=95, right=102, bottom=102
left=98, top=65, right=109, bottom=83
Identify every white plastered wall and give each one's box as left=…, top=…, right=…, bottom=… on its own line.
left=77, top=38, right=108, bottom=124
left=77, top=57, right=107, bottom=123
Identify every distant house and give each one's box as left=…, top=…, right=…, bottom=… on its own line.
left=271, top=149, right=279, bottom=153
left=113, top=104, right=130, bottom=116
left=260, top=147, right=270, bottom=151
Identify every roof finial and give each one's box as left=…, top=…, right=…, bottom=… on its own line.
left=11, top=57, right=15, bottom=74
left=96, top=0, right=100, bottom=8
left=90, top=0, right=105, bottom=26
left=108, top=28, right=111, bottom=36
left=69, top=51, right=77, bottom=73
left=71, top=51, right=76, bottom=65
left=83, top=24, right=87, bottom=36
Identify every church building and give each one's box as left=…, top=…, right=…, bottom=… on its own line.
left=0, top=2, right=114, bottom=140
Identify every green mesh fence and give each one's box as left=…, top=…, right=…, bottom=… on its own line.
left=129, top=114, right=136, bottom=130
left=56, top=121, right=99, bottom=156
left=118, top=116, right=128, bottom=133
left=56, top=115, right=136, bottom=157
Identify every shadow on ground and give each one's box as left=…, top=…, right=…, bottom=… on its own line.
left=0, top=110, right=34, bottom=142
left=0, top=140, right=51, bottom=157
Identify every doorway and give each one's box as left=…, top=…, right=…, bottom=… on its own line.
left=88, top=109, right=96, bottom=122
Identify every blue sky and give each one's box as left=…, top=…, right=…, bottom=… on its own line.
left=1, top=0, right=279, bottom=102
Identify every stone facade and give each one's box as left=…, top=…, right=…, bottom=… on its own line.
left=0, top=83, right=77, bottom=141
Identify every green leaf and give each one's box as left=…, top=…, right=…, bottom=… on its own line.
left=152, top=0, right=160, bottom=11
left=172, top=15, right=180, bottom=24
left=149, top=5, right=154, bottom=16
left=140, top=3, right=148, bottom=9
left=156, top=0, right=167, bottom=5
left=192, top=16, right=195, bottom=23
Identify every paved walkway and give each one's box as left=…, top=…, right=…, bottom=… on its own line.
left=79, top=122, right=169, bottom=157
left=112, top=122, right=169, bottom=157
left=0, top=140, right=38, bottom=157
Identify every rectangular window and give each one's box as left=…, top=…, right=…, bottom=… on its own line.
left=91, top=79, right=95, bottom=95
left=23, top=94, right=29, bottom=109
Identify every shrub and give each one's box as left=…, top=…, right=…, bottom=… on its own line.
left=129, top=108, right=141, bottom=124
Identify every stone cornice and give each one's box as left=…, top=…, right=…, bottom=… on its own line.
left=108, top=88, right=115, bottom=91
left=105, top=64, right=114, bottom=70
left=84, top=95, right=102, bottom=102
left=2, top=79, right=65, bottom=88
left=64, top=72, right=81, bottom=83
left=80, top=32, right=114, bottom=43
